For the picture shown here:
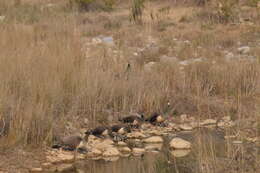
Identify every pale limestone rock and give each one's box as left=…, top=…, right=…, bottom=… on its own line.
left=200, top=119, right=217, bottom=126
left=119, top=147, right=131, bottom=153
left=132, top=148, right=145, bottom=156
left=179, top=124, right=193, bottom=131
left=117, top=141, right=127, bottom=146
left=143, top=136, right=163, bottom=143
left=103, top=147, right=120, bottom=157
left=170, top=138, right=191, bottom=149
left=127, top=132, right=146, bottom=139
left=30, top=168, right=43, bottom=173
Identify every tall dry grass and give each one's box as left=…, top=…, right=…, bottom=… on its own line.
left=0, top=0, right=259, bottom=149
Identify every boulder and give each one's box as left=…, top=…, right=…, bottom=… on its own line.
left=103, top=147, right=120, bottom=157
left=87, top=149, right=102, bottom=157
left=117, top=141, right=127, bottom=146
left=143, top=136, right=163, bottom=143
left=41, top=163, right=52, bottom=168
left=46, top=150, right=74, bottom=164
left=119, top=147, right=131, bottom=153
left=170, top=138, right=191, bottom=149
left=93, top=139, right=114, bottom=151
left=238, top=46, right=250, bottom=54
left=132, top=148, right=145, bottom=156
left=179, top=124, right=193, bottom=131
left=127, top=132, right=146, bottom=139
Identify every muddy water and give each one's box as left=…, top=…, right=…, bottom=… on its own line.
left=75, top=128, right=259, bottom=173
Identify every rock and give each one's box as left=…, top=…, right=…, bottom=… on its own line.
left=144, top=62, right=157, bottom=72
left=170, top=138, right=191, bottom=149
left=144, top=144, right=163, bottom=151
left=189, top=122, right=200, bottom=128
left=132, top=148, right=146, bottom=156
left=146, top=130, right=163, bottom=136
left=55, top=164, right=75, bottom=173
left=258, top=2, right=260, bottom=8
left=143, top=136, right=163, bottom=143
left=30, top=168, right=43, bottom=172
left=179, top=124, right=193, bottom=131
left=218, top=121, right=235, bottom=128
left=170, top=150, right=191, bottom=157
left=238, top=46, right=250, bottom=54
left=200, top=119, right=217, bottom=126
left=160, top=55, right=178, bottom=64
left=46, top=150, right=74, bottom=163
left=103, top=156, right=120, bottom=162
left=87, top=148, right=102, bottom=157
left=180, top=114, right=188, bottom=122
left=0, top=16, right=5, bottom=22
left=42, top=163, right=52, bottom=168
left=179, top=60, right=189, bottom=66
left=103, top=147, right=120, bottom=157
left=117, top=141, right=127, bottom=146
left=127, top=132, right=146, bottom=139
left=102, top=36, right=114, bottom=45
left=225, top=52, right=235, bottom=60
left=222, top=116, right=231, bottom=122
left=119, top=147, right=131, bottom=153
left=93, top=139, right=114, bottom=151
left=232, top=140, right=243, bottom=144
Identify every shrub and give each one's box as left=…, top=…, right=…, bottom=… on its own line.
left=130, top=0, right=145, bottom=23
left=70, top=0, right=116, bottom=11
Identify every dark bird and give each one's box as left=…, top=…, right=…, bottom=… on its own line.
left=146, top=112, right=165, bottom=125
left=85, top=126, right=110, bottom=138
left=119, top=114, right=144, bottom=126
left=52, top=135, right=83, bottom=151
left=109, top=132, right=128, bottom=142
left=111, top=124, right=131, bottom=135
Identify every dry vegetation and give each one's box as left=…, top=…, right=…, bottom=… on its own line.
left=0, top=0, right=259, bottom=171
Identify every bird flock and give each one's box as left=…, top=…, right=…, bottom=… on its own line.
left=52, top=112, right=165, bottom=151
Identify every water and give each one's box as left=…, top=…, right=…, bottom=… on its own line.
left=74, top=128, right=259, bottom=173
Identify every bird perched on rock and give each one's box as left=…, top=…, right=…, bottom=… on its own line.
left=109, top=132, right=128, bottom=142
left=146, top=112, right=165, bottom=125
left=110, top=124, right=131, bottom=135
left=85, top=126, right=110, bottom=138
left=119, top=114, right=144, bottom=128
left=52, top=135, right=83, bottom=151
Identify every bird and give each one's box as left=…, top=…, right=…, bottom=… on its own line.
left=110, top=124, right=131, bottom=135
left=109, top=132, right=128, bottom=142
left=146, top=112, right=165, bottom=125
left=52, top=135, right=83, bottom=151
left=119, top=114, right=144, bottom=128
left=85, top=126, right=110, bottom=138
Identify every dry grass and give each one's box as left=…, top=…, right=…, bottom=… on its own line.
left=0, top=0, right=259, bottom=151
